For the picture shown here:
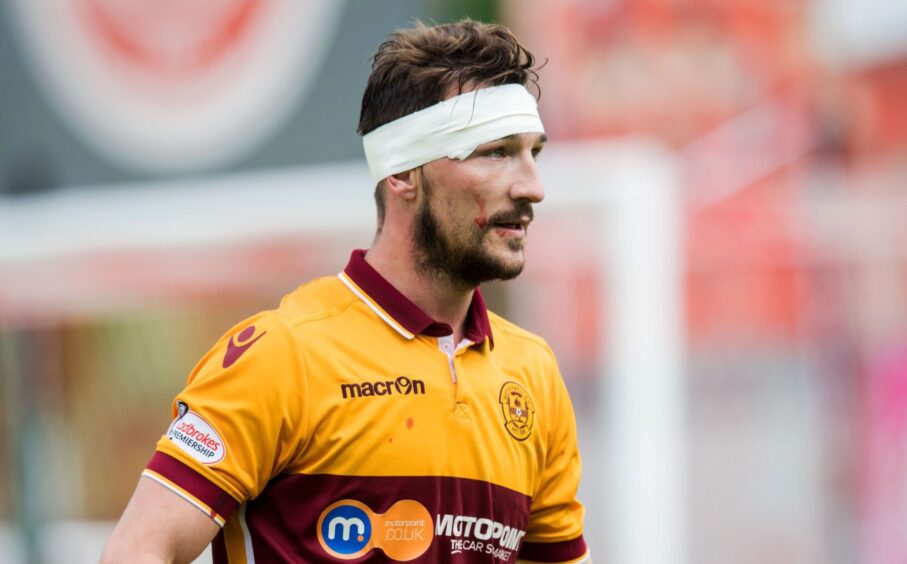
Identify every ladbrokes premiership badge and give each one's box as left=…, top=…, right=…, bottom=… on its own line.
left=499, top=382, right=534, bottom=441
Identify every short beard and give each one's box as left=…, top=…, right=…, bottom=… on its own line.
left=413, top=178, right=528, bottom=289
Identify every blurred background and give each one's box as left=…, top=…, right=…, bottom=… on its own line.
left=1, top=0, right=906, bottom=562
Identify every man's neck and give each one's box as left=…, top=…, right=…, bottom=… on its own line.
left=365, top=240, right=474, bottom=343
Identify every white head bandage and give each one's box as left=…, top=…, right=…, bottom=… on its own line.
left=362, top=83, right=545, bottom=182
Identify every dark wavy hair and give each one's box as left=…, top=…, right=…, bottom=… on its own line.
left=358, top=20, right=541, bottom=227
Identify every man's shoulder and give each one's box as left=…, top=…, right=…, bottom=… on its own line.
left=487, top=310, right=555, bottom=359
left=274, top=274, right=358, bottom=327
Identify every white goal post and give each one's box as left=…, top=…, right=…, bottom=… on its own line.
left=540, top=140, right=685, bottom=564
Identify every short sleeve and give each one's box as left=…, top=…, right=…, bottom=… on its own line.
left=142, top=310, right=307, bottom=525
left=519, top=350, right=589, bottom=563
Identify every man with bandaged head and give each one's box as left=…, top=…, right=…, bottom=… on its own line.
left=103, top=20, right=589, bottom=563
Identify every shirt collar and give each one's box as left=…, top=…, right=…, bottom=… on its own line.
left=340, top=249, right=494, bottom=347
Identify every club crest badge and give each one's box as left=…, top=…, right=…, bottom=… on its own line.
left=499, top=382, right=535, bottom=441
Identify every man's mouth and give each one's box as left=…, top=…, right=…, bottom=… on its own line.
left=489, top=210, right=532, bottom=229
left=486, top=204, right=533, bottom=236
left=490, top=216, right=531, bottom=237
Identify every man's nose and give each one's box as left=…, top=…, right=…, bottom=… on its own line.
left=510, top=154, right=544, bottom=204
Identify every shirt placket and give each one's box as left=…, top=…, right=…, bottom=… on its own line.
left=437, top=335, right=475, bottom=414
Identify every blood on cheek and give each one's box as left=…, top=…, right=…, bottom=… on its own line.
left=472, top=192, right=488, bottom=229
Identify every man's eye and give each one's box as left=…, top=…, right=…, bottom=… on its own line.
left=484, top=147, right=507, bottom=158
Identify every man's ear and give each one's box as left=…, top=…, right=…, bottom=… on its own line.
left=385, top=168, right=418, bottom=202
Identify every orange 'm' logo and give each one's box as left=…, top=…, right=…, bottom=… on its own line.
left=499, top=382, right=534, bottom=441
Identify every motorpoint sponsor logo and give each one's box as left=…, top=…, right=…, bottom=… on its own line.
left=317, top=499, right=433, bottom=560
left=340, top=376, right=426, bottom=399
left=318, top=502, right=372, bottom=558
left=436, top=514, right=526, bottom=561
left=166, top=410, right=225, bottom=464
left=316, top=499, right=526, bottom=562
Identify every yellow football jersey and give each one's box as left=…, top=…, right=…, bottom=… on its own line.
left=144, top=250, right=588, bottom=563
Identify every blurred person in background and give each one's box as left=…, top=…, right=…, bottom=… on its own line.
left=101, top=19, right=588, bottom=564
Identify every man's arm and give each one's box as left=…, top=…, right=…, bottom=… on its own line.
left=100, top=476, right=219, bottom=564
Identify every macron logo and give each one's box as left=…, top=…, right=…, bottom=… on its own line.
left=223, top=325, right=267, bottom=368
left=340, top=376, right=426, bottom=399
